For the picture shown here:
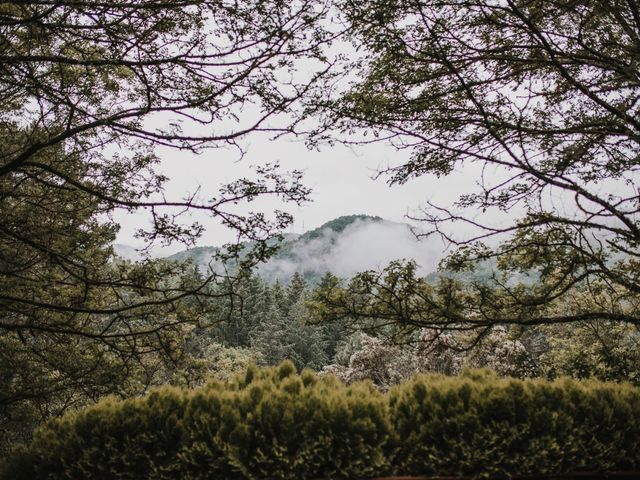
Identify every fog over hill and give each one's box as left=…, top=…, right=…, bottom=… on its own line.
left=258, top=215, right=442, bottom=281
left=116, top=215, right=443, bottom=282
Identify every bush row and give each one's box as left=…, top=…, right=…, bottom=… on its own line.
left=2, top=364, right=639, bottom=479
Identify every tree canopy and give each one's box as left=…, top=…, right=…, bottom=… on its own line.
left=310, top=0, right=640, bottom=334
left=0, top=0, right=333, bottom=451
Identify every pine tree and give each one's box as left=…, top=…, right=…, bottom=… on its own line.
left=250, top=282, right=329, bottom=370
left=209, top=274, right=269, bottom=347
left=286, top=272, right=308, bottom=311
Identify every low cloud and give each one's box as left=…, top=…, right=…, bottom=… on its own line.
left=119, top=217, right=447, bottom=282
left=258, top=219, right=443, bottom=281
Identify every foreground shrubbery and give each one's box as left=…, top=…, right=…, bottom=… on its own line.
left=1, top=362, right=389, bottom=480
left=2, top=364, right=639, bottom=480
left=391, top=371, right=640, bottom=477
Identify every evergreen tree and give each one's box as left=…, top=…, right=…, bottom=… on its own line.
left=250, top=282, right=328, bottom=370
left=314, top=273, right=349, bottom=361
left=209, top=274, right=270, bottom=348
left=250, top=294, right=291, bottom=366
left=285, top=296, right=329, bottom=370
left=271, top=280, right=289, bottom=317
left=286, top=272, right=308, bottom=311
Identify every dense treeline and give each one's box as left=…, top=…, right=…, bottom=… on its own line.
left=203, top=272, right=346, bottom=370
left=2, top=363, right=639, bottom=480
left=193, top=269, right=640, bottom=389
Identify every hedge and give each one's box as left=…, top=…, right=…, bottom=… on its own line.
left=2, top=365, right=639, bottom=480
left=390, top=370, right=640, bottom=478
left=1, top=362, right=390, bottom=480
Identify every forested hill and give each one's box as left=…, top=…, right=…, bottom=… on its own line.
left=161, top=214, right=440, bottom=283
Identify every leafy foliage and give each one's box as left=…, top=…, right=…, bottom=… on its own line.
left=310, top=259, right=640, bottom=380
left=323, top=327, right=537, bottom=390
left=309, top=0, right=640, bottom=336
left=0, top=0, right=329, bottom=451
left=538, top=321, right=640, bottom=384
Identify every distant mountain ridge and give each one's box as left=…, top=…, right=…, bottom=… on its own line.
left=158, top=214, right=439, bottom=283
left=114, top=215, right=533, bottom=285
left=298, top=215, right=384, bottom=242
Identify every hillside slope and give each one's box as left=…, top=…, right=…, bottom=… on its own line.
left=164, top=215, right=440, bottom=282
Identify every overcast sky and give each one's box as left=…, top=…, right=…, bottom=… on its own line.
left=111, top=29, right=520, bottom=260
left=113, top=131, right=490, bottom=259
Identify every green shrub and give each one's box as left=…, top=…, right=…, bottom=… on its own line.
left=1, top=362, right=390, bottom=480
left=180, top=363, right=390, bottom=479
left=389, top=369, right=640, bottom=478
left=2, top=366, right=639, bottom=480
left=3, top=387, right=188, bottom=480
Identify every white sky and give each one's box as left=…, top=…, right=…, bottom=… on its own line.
left=111, top=26, right=514, bottom=259
left=114, top=132, right=484, bottom=257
